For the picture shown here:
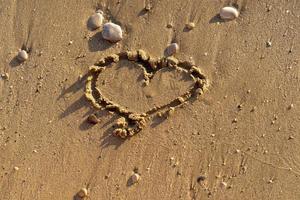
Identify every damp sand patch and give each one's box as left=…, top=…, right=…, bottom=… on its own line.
left=85, top=50, right=209, bottom=138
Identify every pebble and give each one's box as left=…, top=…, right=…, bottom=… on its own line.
left=186, top=22, right=195, bottom=30
left=1, top=73, right=9, bottom=80
left=131, top=173, right=140, bottom=184
left=87, top=114, right=100, bottom=124
left=77, top=188, right=88, bottom=198
left=102, top=22, right=123, bottom=42
left=144, top=4, right=152, bottom=11
left=14, top=166, right=19, bottom=171
left=166, top=23, right=173, bottom=28
left=220, top=6, right=239, bottom=20
left=17, top=50, right=29, bottom=62
left=165, top=43, right=179, bottom=56
left=266, top=40, right=272, bottom=47
left=288, top=104, right=294, bottom=110
left=220, top=181, right=228, bottom=188
left=87, top=13, right=104, bottom=30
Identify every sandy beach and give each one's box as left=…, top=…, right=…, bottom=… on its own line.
left=0, top=0, right=300, bottom=199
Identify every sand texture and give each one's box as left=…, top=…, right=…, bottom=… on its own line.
left=0, top=0, right=300, bottom=199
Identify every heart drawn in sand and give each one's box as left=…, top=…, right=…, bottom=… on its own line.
left=85, top=50, right=209, bottom=138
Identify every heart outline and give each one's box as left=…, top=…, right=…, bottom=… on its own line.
left=85, top=50, right=209, bottom=138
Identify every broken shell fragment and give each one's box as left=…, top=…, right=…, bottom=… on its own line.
left=220, top=6, right=239, bottom=20
left=165, top=43, right=179, bottom=56
left=87, top=13, right=104, bottom=30
left=102, top=22, right=123, bottom=42
left=17, top=50, right=29, bottom=62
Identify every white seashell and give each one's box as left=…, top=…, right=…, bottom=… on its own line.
left=102, top=22, right=123, bottom=42
left=17, top=50, right=28, bottom=62
left=87, top=13, right=104, bottom=30
left=220, top=6, right=239, bottom=20
left=165, top=43, right=179, bottom=56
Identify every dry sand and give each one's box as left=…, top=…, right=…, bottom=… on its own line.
left=0, top=0, right=300, bottom=199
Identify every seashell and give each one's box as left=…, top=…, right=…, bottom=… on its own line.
left=87, top=13, right=104, bottom=30
left=220, top=6, right=239, bottom=20
left=17, top=50, right=28, bottom=62
left=165, top=43, right=179, bottom=56
left=102, top=22, right=123, bottom=42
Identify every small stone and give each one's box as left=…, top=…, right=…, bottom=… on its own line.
left=131, top=173, right=140, bottom=184
left=17, top=50, right=29, bottom=62
left=14, top=166, right=19, bottom=171
left=288, top=135, right=294, bottom=140
left=87, top=114, right=100, bottom=124
left=165, top=43, right=179, bottom=56
left=288, top=104, right=294, bottom=110
left=166, top=23, right=173, bottom=28
left=87, top=13, right=104, bottom=30
left=77, top=188, right=88, bottom=198
left=266, top=40, right=272, bottom=47
left=267, top=5, right=272, bottom=12
left=232, top=118, right=238, bottom=123
left=220, top=181, right=228, bottom=188
left=68, top=40, right=73, bottom=45
left=102, top=22, right=123, bottom=42
left=145, top=4, right=151, bottom=11
left=235, top=149, right=241, bottom=153
left=220, top=6, right=239, bottom=20
left=250, top=106, right=257, bottom=112
left=185, top=22, right=195, bottom=30
left=268, top=179, right=274, bottom=184
left=1, top=73, right=9, bottom=80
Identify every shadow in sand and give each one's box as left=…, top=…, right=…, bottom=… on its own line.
left=100, top=115, right=124, bottom=149
left=138, top=8, right=148, bottom=17
left=88, top=32, right=115, bottom=52
left=127, top=177, right=134, bottom=187
left=58, top=74, right=90, bottom=119
left=60, top=95, right=89, bottom=119
left=150, top=116, right=168, bottom=128
left=209, top=14, right=226, bottom=24
left=9, top=56, right=22, bottom=67
left=58, top=74, right=88, bottom=100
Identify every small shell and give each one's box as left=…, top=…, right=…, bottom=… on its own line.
left=17, top=50, right=28, bottom=62
left=165, top=43, right=179, bottom=56
left=102, top=22, right=123, bottom=42
left=87, top=13, right=104, bottom=30
left=220, top=6, right=239, bottom=20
